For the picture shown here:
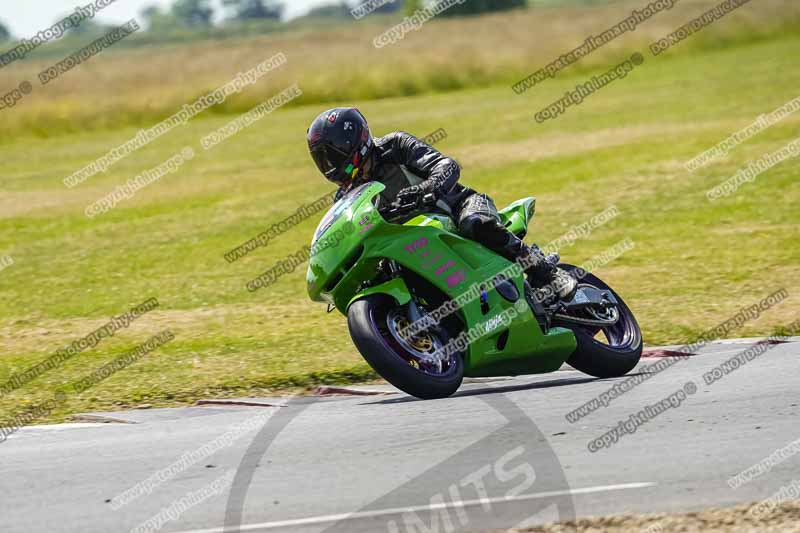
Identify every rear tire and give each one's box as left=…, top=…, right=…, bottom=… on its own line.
left=348, top=294, right=463, bottom=399
left=557, top=265, right=642, bottom=378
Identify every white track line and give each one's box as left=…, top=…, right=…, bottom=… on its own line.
left=2, top=422, right=122, bottom=440
left=170, top=481, right=655, bottom=533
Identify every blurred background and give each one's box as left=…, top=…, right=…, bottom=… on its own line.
left=0, top=0, right=798, bottom=421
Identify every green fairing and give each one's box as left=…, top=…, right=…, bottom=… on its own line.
left=307, top=182, right=576, bottom=377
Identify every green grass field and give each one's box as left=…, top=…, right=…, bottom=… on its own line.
left=1, top=2, right=798, bottom=423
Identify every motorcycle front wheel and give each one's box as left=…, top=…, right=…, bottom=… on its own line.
left=347, top=294, right=464, bottom=399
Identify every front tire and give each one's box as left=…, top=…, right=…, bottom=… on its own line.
left=347, top=294, right=463, bottom=399
left=556, top=265, right=643, bottom=378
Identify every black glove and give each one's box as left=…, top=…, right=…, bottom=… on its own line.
left=396, top=183, right=435, bottom=206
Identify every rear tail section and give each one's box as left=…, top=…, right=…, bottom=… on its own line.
left=498, top=197, right=536, bottom=239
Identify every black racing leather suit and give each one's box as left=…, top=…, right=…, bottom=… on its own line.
left=336, top=131, right=555, bottom=283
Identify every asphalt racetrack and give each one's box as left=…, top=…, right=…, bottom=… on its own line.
left=2, top=337, right=798, bottom=533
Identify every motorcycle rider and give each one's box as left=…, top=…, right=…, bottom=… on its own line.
left=306, top=107, right=577, bottom=302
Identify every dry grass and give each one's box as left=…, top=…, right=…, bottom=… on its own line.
left=506, top=498, right=800, bottom=532
left=0, top=0, right=797, bottom=139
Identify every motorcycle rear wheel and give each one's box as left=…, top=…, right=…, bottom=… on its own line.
left=555, top=264, right=643, bottom=378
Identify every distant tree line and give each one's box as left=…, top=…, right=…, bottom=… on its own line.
left=405, top=0, right=527, bottom=16
left=440, top=0, right=527, bottom=16
left=144, top=0, right=528, bottom=28
left=0, top=0, right=532, bottom=46
left=0, top=20, right=11, bottom=42
left=141, top=0, right=283, bottom=29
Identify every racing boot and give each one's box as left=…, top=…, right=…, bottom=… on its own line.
left=516, top=245, right=577, bottom=304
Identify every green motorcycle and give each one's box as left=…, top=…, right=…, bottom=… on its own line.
left=307, top=182, right=642, bottom=399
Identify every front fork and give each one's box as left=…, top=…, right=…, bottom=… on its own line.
left=406, top=298, right=424, bottom=324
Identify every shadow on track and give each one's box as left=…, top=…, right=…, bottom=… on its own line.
left=360, top=375, right=611, bottom=405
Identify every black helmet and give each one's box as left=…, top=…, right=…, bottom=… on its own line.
left=307, top=107, right=373, bottom=186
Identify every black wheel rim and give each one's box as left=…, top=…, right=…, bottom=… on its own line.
left=580, top=283, right=639, bottom=351
left=369, top=305, right=459, bottom=378
left=584, top=303, right=637, bottom=350
left=559, top=282, right=639, bottom=351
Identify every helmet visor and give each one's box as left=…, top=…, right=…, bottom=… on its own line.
left=310, top=144, right=351, bottom=184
